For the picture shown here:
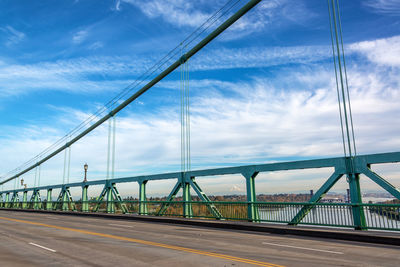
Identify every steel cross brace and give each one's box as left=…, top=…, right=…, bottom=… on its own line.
left=10, top=191, right=19, bottom=209
left=289, top=156, right=400, bottom=229
left=155, top=173, right=223, bottom=219
left=93, top=181, right=128, bottom=214
left=289, top=171, right=343, bottom=225
left=189, top=179, right=223, bottom=219
left=53, top=186, right=76, bottom=211
left=29, top=189, right=43, bottom=210
left=156, top=181, right=182, bottom=216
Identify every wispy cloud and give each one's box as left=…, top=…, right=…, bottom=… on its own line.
left=122, top=0, right=315, bottom=40
left=0, top=44, right=330, bottom=98
left=0, top=26, right=26, bottom=46
left=0, top=56, right=151, bottom=97
left=115, top=0, right=121, bottom=11
left=1, top=33, right=399, bottom=98
left=88, top=41, right=104, bottom=50
left=192, top=45, right=330, bottom=70
left=72, top=30, right=89, bottom=44
left=348, top=35, right=400, bottom=67
left=1, top=60, right=399, bottom=192
left=364, top=0, right=400, bottom=16
left=122, top=0, right=209, bottom=28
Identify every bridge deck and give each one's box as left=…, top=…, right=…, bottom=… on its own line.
left=0, top=210, right=399, bottom=266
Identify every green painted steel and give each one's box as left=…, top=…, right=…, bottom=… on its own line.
left=348, top=173, right=366, bottom=229
left=183, top=182, right=193, bottom=218
left=6, top=152, right=397, bottom=195
left=1, top=152, right=400, bottom=230
left=361, top=167, right=400, bottom=200
left=22, top=191, right=28, bottom=209
left=82, top=186, right=89, bottom=212
left=157, top=181, right=181, bottom=216
left=10, top=191, right=19, bottom=208
left=289, top=171, right=342, bottom=225
left=139, top=181, right=148, bottom=215
left=30, top=190, right=42, bottom=210
left=46, top=189, right=52, bottom=210
left=190, top=179, right=223, bottom=219
left=243, top=171, right=260, bottom=222
left=5, top=193, right=9, bottom=208
left=52, top=186, right=76, bottom=211
left=106, top=185, right=114, bottom=214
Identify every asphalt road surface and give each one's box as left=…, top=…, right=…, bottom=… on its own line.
left=0, top=210, right=399, bottom=266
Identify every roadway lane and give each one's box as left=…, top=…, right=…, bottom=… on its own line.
left=0, top=210, right=399, bottom=266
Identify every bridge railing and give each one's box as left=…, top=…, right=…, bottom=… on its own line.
left=1, top=152, right=400, bottom=230
left=1, top=200, right=399, bottom=231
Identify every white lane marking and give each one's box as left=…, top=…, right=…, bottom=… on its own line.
left=29, top=242, right=56, bottom=253
left=108, top=223, right=133, bottom=228
left=261, top=242, right=344, bottom=255
left=46, top=216, right=59, bottom=219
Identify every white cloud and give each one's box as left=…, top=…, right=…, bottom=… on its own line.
left=115, top=0, right=121, bottom=11
left=348, top=35, right=400, bottom=67
left=0, top=34, right=398, bottom=100
left=122, top=0, right=315, bottom=40
left=0, top=26, right=25, bottom=46
left=88, top=41, right=104, bottom=50
left=192, top=45, right=330, bottom=70
left=122, top=0, right=210, bottom=28
left=0, top=45, right=330, bottom=98
left=1, top=61, right=399, bottom=193
left=364, top=0, right=400, bottom=16
left=1, top=34, right=400, bottom=194
left=0, top=56, right=151, bottom=97
left=72, top=30, right=88, bottom=44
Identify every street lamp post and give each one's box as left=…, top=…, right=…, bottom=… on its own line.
left=84, top=163, right=88, bottom=182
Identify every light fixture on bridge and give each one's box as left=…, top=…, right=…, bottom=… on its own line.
left=20, top=178, right=24, bottom=187
left=84, top=163, right=88, bottom=183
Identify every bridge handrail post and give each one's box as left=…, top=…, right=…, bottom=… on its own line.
left=82, top=185, right=89, bottom=212
left=183, top=173, right=193, bottom=218
left=139, top=180, right=148, bottom=215
left=243, top=170, right=260, bottom=222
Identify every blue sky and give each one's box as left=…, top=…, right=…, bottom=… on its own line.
left=0, top=0, right=400, bottom=196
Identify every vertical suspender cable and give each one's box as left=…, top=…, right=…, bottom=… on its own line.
left=328, top=0, right=356, bottom=158
left=111, top=116, right=116, bottom=180
left=106, top=118, right=112, bottom=180
left=332, top=0, right=353, bottom=157
left=180, top=44, right=191, bottom=172
left=180, top=44, right=185, bottom=172
left=335, top=0, right=357, bottom=156
left=63, top=148, right=67, bottom=184
left=34, top=166, right=38, bottom=187
left=67, top=146, right=71, bottom=184
left=38, top=165, right=41, bottom=187
left=186, top=57, right=191, bottom=171
left=328, top=0, right=346, bottom=157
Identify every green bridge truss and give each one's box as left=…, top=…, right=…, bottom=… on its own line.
left=1, top=151, right=400, bottom=230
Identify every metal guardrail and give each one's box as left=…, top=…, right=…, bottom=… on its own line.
left=1, top=201, right=399, bottom=231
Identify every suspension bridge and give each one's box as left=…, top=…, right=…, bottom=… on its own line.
left=1, top=0, right=400, bottom=266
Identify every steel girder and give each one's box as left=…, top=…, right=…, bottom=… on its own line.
left=1, top=152, right=400, bottom=230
